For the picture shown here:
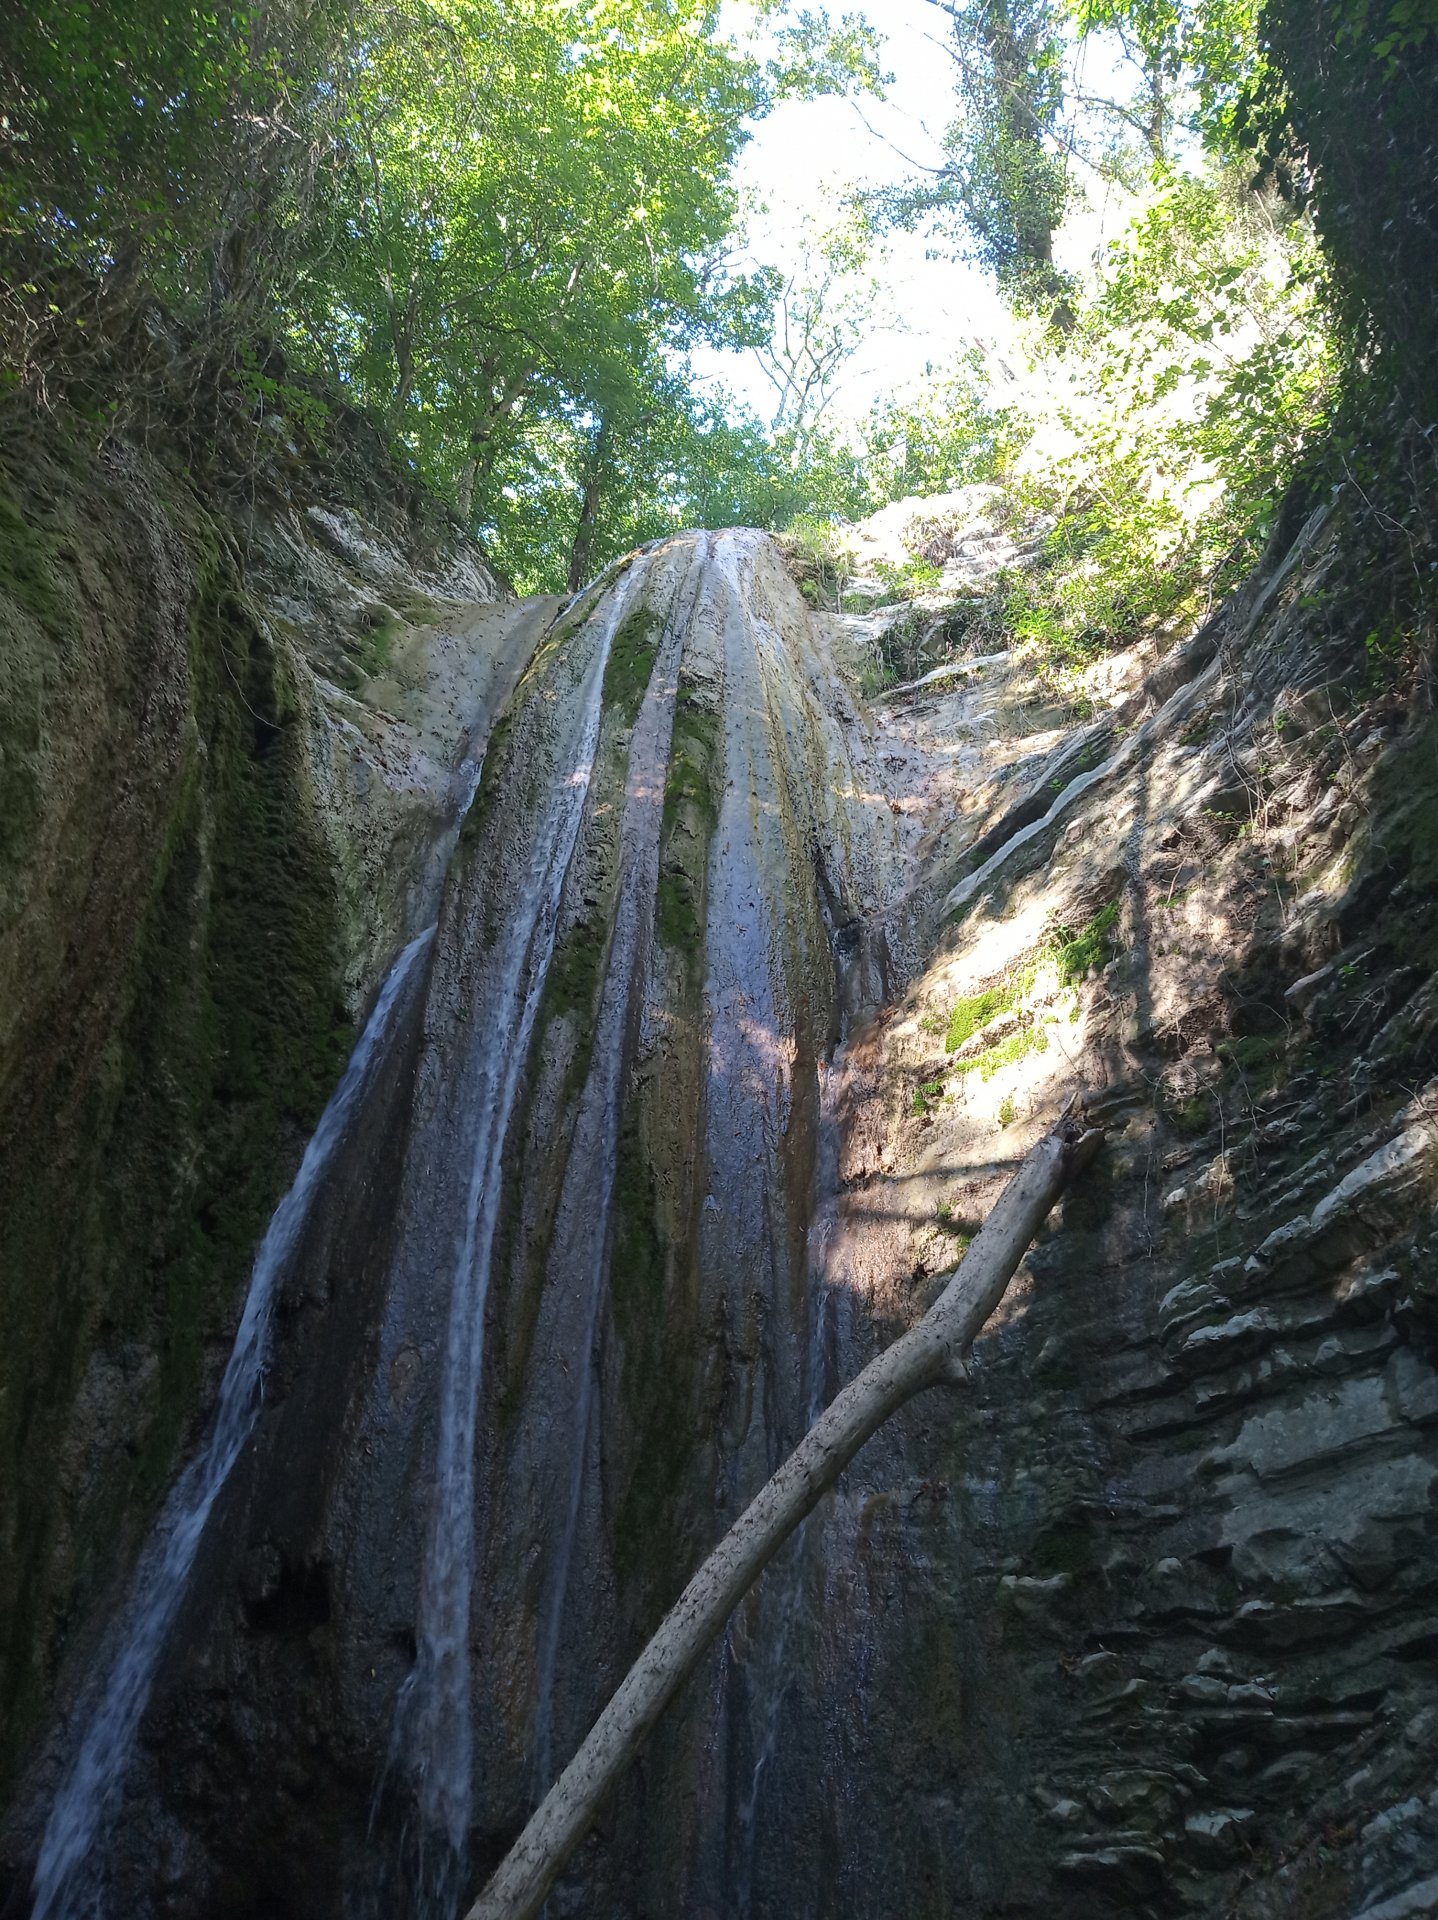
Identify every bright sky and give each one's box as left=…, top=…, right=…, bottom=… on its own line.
left=692, top=2, right=1151, bottom=434
left=692, top=0, right=1018, bottom=430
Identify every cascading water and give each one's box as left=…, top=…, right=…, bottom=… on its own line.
left=13, top=529, right=905, bottom=1920
left=527, top=536, right=708, bottom=1793
left=700, top=534, right=894, bottom=1920
left=30, top=923, right=437, bottom=1920
left=384, top=559, right=651, bottom=1917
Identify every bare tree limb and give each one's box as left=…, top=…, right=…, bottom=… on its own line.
left=467, top=1103, right=1104, bottom=1920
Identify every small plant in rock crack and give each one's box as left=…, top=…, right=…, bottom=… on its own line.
left=997, top=1094, right=1018, bottom=1127
left=912, top=1077, right=947, bottom=1115
left=1049, top=901, right=1121, bottom=983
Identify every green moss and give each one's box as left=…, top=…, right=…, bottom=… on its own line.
left=0, top=475, right=64, bottom=633
left=939, top=906, right=1116, bottom=1092
left=528, top=581, right=604, bottom=682
left=1169, top=1093, right=1211, bottom=1136
left=1216, top=1032, right=1287, bottom=1083
left=537, top=901, right=617, bottom=1117
left=603, top=604, right=663, bottom=726
left=0, top=457, right=352, bottom=1788
left=655, top=682, right=722, bottom=961
left=1052, top=900, right=1120, bottom=983
left=1031, top=1520, right=1099, bottom=1577
left=945, top=983, right=1016, bottom=1052
left=459, top=708, right=515, bottom=864
left=355, top=604, right=402, bottom=678
left=543, top=913, right=608, bottom=1026
left=609, top=1107, right=697, bottom=1602
left=912, top=1076, right=947, bottom=1115
left=956, top=1023, right=1049, bottom=1081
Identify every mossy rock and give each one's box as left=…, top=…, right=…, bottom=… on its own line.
left=603, top=604, right=664, bottom=726
left=0, top=428, right=352, bottom=1789
left=655, top=679, right=723, bottom=966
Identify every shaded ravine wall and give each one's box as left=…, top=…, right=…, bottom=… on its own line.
left=0, top=417, right=526, bottom=1857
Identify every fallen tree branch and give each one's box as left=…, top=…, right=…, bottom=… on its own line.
left=468, top=1102, right=1104, bottom=1920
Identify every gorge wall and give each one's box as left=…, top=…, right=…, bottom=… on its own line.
left=0, top=419, right=541, bottom=1808
left=2, top=446, right=1436, bottom=1920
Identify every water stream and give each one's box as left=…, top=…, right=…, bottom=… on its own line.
left=22, top=530, right=905, bottom=1920
left=528, top=536, right=706, bottom=1792
left=385, top=559, right=649, bottom=1917
left=31, top=924, right=437, bottom=1920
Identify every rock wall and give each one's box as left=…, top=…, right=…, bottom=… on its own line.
left=0, top=415, right=533, bottom=1828
left=762, top=496, right=1438, bottom=1919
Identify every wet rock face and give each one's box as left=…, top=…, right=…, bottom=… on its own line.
left=0, top=423, right=521, bottom=1846
left=91, top=528, right=895, bottom=1916
left=8, top=497, right=1438, bottom=1920
left=765, top=504, right=1438, bottom=1920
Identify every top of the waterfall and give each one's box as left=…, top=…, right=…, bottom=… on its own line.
left=832, top=484, right=1049, bottom=608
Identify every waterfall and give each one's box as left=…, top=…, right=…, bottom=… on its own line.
left=30, top=923, right=437, bottom=1920
left=527, top=536, right=707, bottom=1792
left=386, top=559, right=649, bottom=1917
left=19, top=530, right=903, bottom=1920
left=705, top=533, right=885, bottom=1918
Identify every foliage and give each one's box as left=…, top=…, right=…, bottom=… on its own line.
left=862, top=357, right=1021, bottom=501
left=778, top=513, right=858, bottom=609
left=1040, top=0, right=1438, bottom=664
left=888, top=0, right=1077, bottom=322
left=1227, top=0, right=1438, bottom=664
left=749, top=196, right=900, bottom=463
left=995, top=162, right=1333, bottom=666
left=0, top=0, right=347, bottom=298
left=874, top=555, right=943, bottom=602
left=291, top=0, right=771, bottom=523
left=485, top=385, right=796, bottom=594
left=0, top=0, right=888, bottom=586
left=1064, top=0, right=1261, bottom=156
left=764, top=7, right=891, bottom=98
left=1236, top=0, right=1438, bottom=416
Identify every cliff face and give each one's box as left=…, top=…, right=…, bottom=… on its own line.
left=3, top=452, right=1437, bottom=1920
left=0, top=417, right=537, bottom=1812
left=748, top=497, right=1438, bottom=1920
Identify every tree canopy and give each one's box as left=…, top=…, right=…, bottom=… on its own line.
left=2, top=0, right=1434, bottom=605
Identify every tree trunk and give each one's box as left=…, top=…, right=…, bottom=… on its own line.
left=566, top=416, right=611, bottom=595
left=467, top=1104, right=1103, bottom=1920
left=456, top=372, right=533, bottom=522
